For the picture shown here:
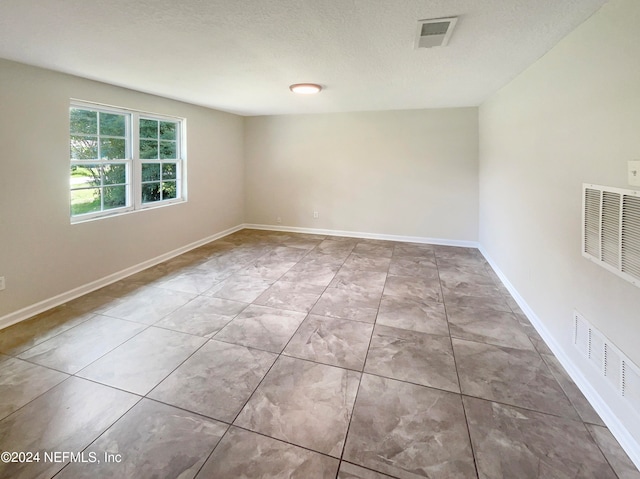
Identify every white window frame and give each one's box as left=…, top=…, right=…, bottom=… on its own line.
left=70, top=100, right=187, bottom=224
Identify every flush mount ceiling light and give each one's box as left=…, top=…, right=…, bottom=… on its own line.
left=289, top=83, right=322, bottom=94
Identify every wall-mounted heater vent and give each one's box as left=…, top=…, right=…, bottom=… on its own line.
left=415, top=17, right=458, bottom=49
left=573, top=310, right=640, bottom=418
left=582, top=184, right=640, bottom=287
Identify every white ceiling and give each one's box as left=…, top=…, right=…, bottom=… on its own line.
left=0, top=0, right=607, bottom=116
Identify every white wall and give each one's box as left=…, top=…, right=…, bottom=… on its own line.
left=479, top=0, right=640, bottom=457
left=244, top=108, right=479, bottom=242
left=0, top=59, right=244, bottom=320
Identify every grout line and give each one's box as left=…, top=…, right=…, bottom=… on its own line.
left=435, top=249, right=482, bottom=479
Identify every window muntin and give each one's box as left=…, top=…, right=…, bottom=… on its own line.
left=139, top=118, right=181, bottom=204
left=70, top=108, right=130, bottom=217
left=69, top=102, right=185, bottom=222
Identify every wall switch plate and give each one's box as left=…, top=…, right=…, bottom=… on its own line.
left=276, top=216, right=282, bottom=224
left=313, top=211, right=319, bottom=219
left=629, top=160, right=640, bottom=187
left=0, top=277, right=5, bottom=291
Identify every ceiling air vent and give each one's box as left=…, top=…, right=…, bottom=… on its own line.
left=415, top=17, right=458, bottom=49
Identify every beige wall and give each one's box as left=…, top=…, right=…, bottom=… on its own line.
left=244, top=108, right=479, bottom=241
left=479, top=0, right=640, bottom=447
left=0, top=59, right=244, bottom=319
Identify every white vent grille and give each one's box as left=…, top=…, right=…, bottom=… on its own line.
left=573, top=310, right=640, bottom=418
left=622, top=359, right=640, bottom=402
left=582, top=184, right=640, bottom=287
left=622, top=195, right=640, bottom=279
left=415, top=17, right=458, bottom=49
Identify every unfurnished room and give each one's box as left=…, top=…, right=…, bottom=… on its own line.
left=0, top=1, right=639, bottom=478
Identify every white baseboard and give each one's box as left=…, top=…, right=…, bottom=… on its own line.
left=243, top=223, right=479, bottom=249
left=0, top=224, right=244, bottom=330
left=479, top=245, right=640, bottom=471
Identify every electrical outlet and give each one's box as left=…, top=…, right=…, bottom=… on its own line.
left=629, top=160, right=640, bottom=187
left=0, top=277, right=5, bottom=291
left=276, top=216, right=282, bottom=224
left=313, top=211, right=319, bottom=219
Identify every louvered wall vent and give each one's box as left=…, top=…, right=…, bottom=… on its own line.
left=573, top=310, right=640, bottom=417
left=415, top=17, right=458, bottom=49
left=583, top=184, right=640, bottom=287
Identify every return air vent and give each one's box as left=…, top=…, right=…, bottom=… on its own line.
left=582, top=184, right=640, bottom=287
left=415, top=17, right=458, bottom=49
left=573, top=310, right=640, bottom=418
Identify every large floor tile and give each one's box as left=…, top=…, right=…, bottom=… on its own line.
left=17, top=315, right=147, bottom=374
left=338, top=462, right=396, bottom=479
left=391, top=243, right=435, bottom=259
left=149, top=340, right=277, bottom=422
left=0, top=377, right=139, bottom=479
left=237, top=259, right=297, bottom=281
left=0, top=307, right=95, bottom=355
left=445, top=295, right=510, bottom=312
left=280, top=261, right=341, bottom=286
left=541, top=353, right=605, bottom=426
left=197, top=426, right=339, bottom=479
left=235, top=356, right=360, bottom=457
left=446, top=306, right=534, bottom=350
left=342, top=253, right=391, bottom=273
left=77, top=327, right=206, bottom=395
left=388, top=256, right=438, bottom=278
left=154, top=296, right=248, bottom=337
left=155, top=270, right=223, bottom=295
left=259, top=246, right=310, bottom=263
left=352, top=242, right=394, bottom=259
left=253, top=281, right=325, bottom=313
left=329, top=268, right=388, bottom=295
left=365, top=325, right=459, bottom=393
left=103, top=287, right=196, bottom=324
left=453, top=338, right=579, bottom=419
left=382, top=275, right=442, bottom=303
left=343, top=374, right=476, bottom=479
left=57, top=399, right=227, bottom=479
left=313, top=239, right=356, bottom=258
left=204, top=274, right=273, bottom=303
left=464, top=396, right=617, bottom=479
left=586, top=424, right=640, bottom=479
left=214, top=305, right=306, bottom=353
left=284, top=314, right=374, bottom=370
left=311, top=288, right=380, bottom=323
left=376, top=296, right=449, bottom=335
left=0, top=355, right=68, bottom=420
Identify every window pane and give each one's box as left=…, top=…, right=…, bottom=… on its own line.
left=70, top=135, right=98, bottom=159
left=71, top=164, right=101, bottom=188
left=160, top=121, right=176, bottom=140
left=139, top=119, right=158, bottom=139
left=103, top=163, right=127, bottom=185
left=103, top=185, right=127, bottom=210
left=70, top=187, right=101, bottom=215
left=140, top=140, right=158, bottom=159
left=159, top=141, right=176, bottom=159
left=100, top=138, right=126, bottom=160
left=99, top=112, right=126, bottom=137
left=162, top=162, right=177, bottom=180
left=142, top=183, right=161, bottom=203
left=70, top=109, right=97, bottom=135
left=162, top=181, right=177, bottom=200
left=141, top=163, right=160, bottom=182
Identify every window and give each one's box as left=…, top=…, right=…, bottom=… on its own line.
left=70, top=101, right=185, bottom=222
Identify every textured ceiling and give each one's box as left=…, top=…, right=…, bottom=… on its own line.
left=0, top=0, right=607, bottom=116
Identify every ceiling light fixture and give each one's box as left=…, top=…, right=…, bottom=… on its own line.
left=289, top=83, right=322, bottom=94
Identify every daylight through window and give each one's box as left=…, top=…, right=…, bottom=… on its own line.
left=69, top=102, right=185, bottom=222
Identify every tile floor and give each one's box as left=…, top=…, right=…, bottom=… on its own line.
left=0, top=229, right=638, bottom=479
